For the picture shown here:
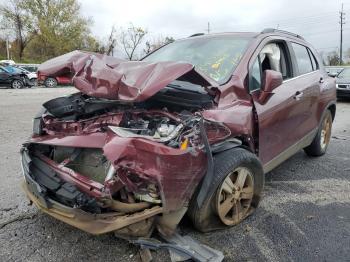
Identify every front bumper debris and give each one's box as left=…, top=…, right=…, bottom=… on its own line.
left=21, top=148, right=162, bottom=235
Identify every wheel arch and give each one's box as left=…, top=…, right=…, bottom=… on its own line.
left=327, top=103, right=336, bottom=121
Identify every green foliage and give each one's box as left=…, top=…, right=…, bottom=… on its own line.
left=0, top=0, right=102, bottom=63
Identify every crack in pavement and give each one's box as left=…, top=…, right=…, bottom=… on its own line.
left=0, top=212, right=38, bottom=229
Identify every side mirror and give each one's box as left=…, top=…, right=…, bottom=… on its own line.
left=259, top=70, right=283, bottom=103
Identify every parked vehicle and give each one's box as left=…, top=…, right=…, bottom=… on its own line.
left=37, top=63, right=72, bottom=88
left=0, top=66, right=28, bottom=88
left=21, top=29, right=336, bottom=238
left=10, top=65, right=37, bottom=86
left=325, top=66, right=344, bottom=77
left=0, top=59, right=15, bottom=65
left=336, top=67, right=350, bottom=98
left=15, top=64, right=39, bottom=73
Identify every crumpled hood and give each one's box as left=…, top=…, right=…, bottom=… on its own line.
left=38, top=50, right=217, bottom=102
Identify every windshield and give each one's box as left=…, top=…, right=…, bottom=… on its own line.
left=0, top=66, right=10, bottom=73
left=143, top=36, right=251, bottom=84
left=338, top=68, right=350, bottom=79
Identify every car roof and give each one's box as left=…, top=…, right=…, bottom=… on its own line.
left=186, top=29, right=305, bottom=42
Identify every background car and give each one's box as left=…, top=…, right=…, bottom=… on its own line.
left=0, top=66, right=28, bottom=89
left=15, top=64, right=39, bottom=73
left=336, top=67, right=350, bottom=98
left=325, top=66, right=344, bottom=77
left=14, top=66, right=37, bottom=86
left=1, top=64, right=35, bottom=87
left=37, top=71, right=72, bottom=87
left=0, top=59, right=16, bottom=66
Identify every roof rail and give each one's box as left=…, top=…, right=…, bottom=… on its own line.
left=261, top=28, right=304, bottom=40
left=189, top=33, right=205, bottom=37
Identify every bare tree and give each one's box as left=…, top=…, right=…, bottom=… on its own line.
left=106, top=26, right=117, bottom=56
left=327, top=51, right=340, bottom=66
left=121, top=23, right=147, bottom=60
left=144, top=35, right=174, bottom=55
left=0, top=0, right=35, bottom=60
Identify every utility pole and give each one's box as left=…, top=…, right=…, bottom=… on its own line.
left=206, top=22, right=210, bottom=34
left=340, top=3, right=346, bottom=65
left=6, top=38, right=10, bottom=60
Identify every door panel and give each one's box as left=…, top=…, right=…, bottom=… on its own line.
left=252, top=79, right=308, bottom=165
left=0, top=71, right=10, bottom=86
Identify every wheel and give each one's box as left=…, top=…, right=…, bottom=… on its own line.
left=44, top=77, right=57, bottom=88
left=11, top=79, right=24, bottom=89
left=304, top=110, right=332, bottom=156
left=29, top=78, right=37, bottom=87
left=188, top=147, right=264, bottom=232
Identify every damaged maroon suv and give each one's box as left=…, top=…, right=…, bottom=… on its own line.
left=21, top=29, right=336, bottom=237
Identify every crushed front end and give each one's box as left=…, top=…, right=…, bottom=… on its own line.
left=21, top=90, right=232, bottom=237
left=21, top=51, right=236, bottom=237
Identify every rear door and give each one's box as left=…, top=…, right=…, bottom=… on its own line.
left=288, top=42, right=322, bottom=138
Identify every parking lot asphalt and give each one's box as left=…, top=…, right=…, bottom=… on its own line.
left=0, top=87, right=349, bottom=262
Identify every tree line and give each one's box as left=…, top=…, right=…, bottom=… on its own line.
left=0, top=0, right=174, bottom=63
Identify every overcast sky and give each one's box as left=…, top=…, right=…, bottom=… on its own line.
left=80, top=0, right=350, bottom=55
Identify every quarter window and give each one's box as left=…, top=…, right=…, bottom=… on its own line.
left=291, top=43, right=313, bottom=75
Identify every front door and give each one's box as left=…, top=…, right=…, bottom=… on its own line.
left=249, top=40, right=319, bottom=170
left=0, top=68, right=11, bottom=86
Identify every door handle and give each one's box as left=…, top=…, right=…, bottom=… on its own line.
left=293, top=91, right=303, bottom=100
left=319, top=77, right=324, bottom=83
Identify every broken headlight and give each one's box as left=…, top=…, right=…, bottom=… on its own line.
left=32, top=107, right=47, bottom=135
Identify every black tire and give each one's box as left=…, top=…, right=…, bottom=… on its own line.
left=304, top=110, right=332, bottom=157
left=44, top=77, right=57, bottom=88
left=11, top=79, right=24, bottom=89
left=188, top=147, right=264, bottom=232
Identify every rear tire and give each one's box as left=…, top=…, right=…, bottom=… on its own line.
left=188, top=148, right=264, bottom=232
left=304, top=110, right=332, bottom=156
left=44, top=77, right=57, bottom=88
left=11, top=79, right=24, bottom=89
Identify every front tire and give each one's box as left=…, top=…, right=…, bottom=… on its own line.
left=304, top=110, right=332, bottom=156
left=44, top=77, right=57, bottom=88
left=188, top=148, right=264, bottom=232
left=11, top=79, right=24, bottom=89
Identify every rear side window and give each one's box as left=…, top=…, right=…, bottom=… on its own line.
left=291, top=43, right=313, bottom=75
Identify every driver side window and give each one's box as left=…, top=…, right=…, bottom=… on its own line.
left=249, top=41, right=291, bottom=92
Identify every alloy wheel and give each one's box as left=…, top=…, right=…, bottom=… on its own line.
left=320, top=113, right=332, bottom=150
left=12, top=80, right=23, bottom=89
left=216, top=167, right=254, bottom=225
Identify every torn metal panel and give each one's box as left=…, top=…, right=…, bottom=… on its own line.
left=37, top=50, right=218, bottom=102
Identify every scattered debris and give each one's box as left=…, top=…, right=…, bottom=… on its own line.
left=132, top=232, right=224, bottom=262
left=139, top=248, right=153, bottom=262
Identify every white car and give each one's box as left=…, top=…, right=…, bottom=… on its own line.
left=15, top=66, right=37, bottom=86
left=0, top=60, right=16, bottom=65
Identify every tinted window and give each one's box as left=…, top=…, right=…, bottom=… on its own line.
left=143, top=36, right=251, bottom=84
left=250, top=58, right=261, bottom=91
left=292, top=43, right=313, bottom=75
